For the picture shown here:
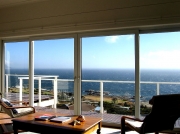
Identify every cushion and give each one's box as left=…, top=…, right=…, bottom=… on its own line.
left=2, top=98, right=18, bottom=114
left=2, top=98, right=10, bottom=103
left=16, top=108, right=33, bottom=113
left=14, top=108, right=34, bottom=118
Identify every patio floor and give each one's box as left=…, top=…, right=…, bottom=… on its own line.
left=3, top=92, right=123, bottom=124
left=35, top=106, right=122, bottom=124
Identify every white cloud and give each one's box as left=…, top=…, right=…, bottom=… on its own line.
left=141, top=50, right=180, bottom=69
left=105, top=36, right=119, bottom=43
left=5, top=60, right=10, bottom=68
left=126, top=35, right=133, bottom=40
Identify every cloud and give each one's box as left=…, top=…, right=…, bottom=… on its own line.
left=105, top=36, right=119, bottom=43
left=105, top=35, right=133, bottom=43
left=141, top=50, right=180, bottom=69
left=126, top=35, right=133, bottom=40
left=5, top=60, right=10, bottom=69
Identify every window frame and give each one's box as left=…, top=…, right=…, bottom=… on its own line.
left=1, top=27, right=180, bottom=125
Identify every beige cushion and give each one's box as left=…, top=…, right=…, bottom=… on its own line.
left=16, top=108, right=33, bottom=113
left=126, top=120, right=143, bottom=128
left=125, top=120, right=143, bottom=132
left=13, top=108, right=34, bottom=118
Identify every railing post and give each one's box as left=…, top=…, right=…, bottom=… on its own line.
left=100, top=81, right=103, bottom=114
left=157, top=83, right=160, bottom=95
left=38, top=77, right=41, bottom=106
left=5, top=74, right=8, bottom=94
left=19, top=78, right=22, bottom=102
left=53, top=77, right=58, bottom=108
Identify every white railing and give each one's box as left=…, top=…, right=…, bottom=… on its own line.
left=60, top=79, right=180, bottom=113
left=5, top=74, right=180, bottom=113
left=5, top=74, right=58, bottom=108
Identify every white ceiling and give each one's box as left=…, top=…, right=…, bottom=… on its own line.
left=0, top=0, right=47, bottom=9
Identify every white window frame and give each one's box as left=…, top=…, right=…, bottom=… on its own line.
left=2, top=28, right=164, bottom=123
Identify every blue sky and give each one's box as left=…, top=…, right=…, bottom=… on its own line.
left=5, top=32, right=180, bottom=69
left=140, top=32, right=180, bottom=69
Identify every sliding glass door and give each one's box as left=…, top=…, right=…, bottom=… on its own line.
left=34, top=38, right=74, bottom=112
left=81, top=34, right=135, bottom=123
left=140, top=32, right=180, bottom=116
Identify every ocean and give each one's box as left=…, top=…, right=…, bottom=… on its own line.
left=6, top=69, right=180, bottom=101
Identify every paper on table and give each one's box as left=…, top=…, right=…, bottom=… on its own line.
left=50, top=116, right=71, bottom=123
left=35, top=114, right=56, bottom=121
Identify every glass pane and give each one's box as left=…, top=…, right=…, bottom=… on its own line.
left=82, top=35, right=135, bottom=124
left=4, top=42, right=29, bottom=101
left=140, top=32, right=180, bottom=116
left=34, top=38, right=74, bottom=114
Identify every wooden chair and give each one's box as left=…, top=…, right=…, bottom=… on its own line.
left=121, top=94, right=180, bottom=134
left=0, top=98, right=35, bottom=134
left=0, top=98, right=35, bottom=118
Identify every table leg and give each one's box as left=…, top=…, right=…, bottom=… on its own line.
left=13, top=129, right=18, bottom=134
left=13, top=124, right=18, bottom=134
left=96, top=122, right=101, bottom=134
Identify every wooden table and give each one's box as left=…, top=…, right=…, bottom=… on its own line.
left=12, top=112, right=102, bottom=134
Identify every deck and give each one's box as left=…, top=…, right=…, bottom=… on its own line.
left=35, top=106, right=122, bottom=124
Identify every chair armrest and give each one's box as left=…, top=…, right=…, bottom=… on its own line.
left=121, top=116, right=143, bottom=134
left=10, top=101, right=28, bottom=106
left=121, top=116, right=143, bottom=122
left=5, top=106, right=35, bottom=113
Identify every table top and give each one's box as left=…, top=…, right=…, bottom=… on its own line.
left=12, top=111, right=102, bottom=132
left=0, top=119, right=12, bottom=124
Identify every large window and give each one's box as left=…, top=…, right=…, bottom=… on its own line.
left=4, top=30, right=180, bottom=125
left=140, top=32, right=180, bottom=115
left=4, top=41, right=29, bottom=101
left=4, top=38, right=75, bottom=112
left=81, top=34, right=135, bottom=117
left=34, top=38, right=74, bottom=111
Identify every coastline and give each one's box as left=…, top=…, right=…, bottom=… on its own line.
left=7, top=88, right=151, bottom=108
left=84, top=95, right=151, bottom=107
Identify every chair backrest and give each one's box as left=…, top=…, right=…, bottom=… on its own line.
left=141, top=94, right=180, bottom=133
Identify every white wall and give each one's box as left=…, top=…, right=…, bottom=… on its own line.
left=0, top=0, right=180, bottom=38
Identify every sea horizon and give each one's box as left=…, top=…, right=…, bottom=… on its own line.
left=5, top=68, right=180, bottom=101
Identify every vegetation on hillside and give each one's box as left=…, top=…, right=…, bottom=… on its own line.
left=9, top=88, right=152, bottom=115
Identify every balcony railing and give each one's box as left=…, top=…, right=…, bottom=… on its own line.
left=4, top=74, right=180, bottom=114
